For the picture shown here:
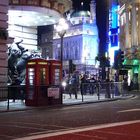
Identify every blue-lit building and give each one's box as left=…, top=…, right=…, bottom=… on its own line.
left=108, top=0, right=120, bottom=66
left=53, top=0, right=99, bottom=74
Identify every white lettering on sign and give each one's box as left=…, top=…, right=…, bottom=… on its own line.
left=48, top=88, right=60, bottom=99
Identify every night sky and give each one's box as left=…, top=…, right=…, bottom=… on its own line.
left=72, top=0, right=91, bottom=10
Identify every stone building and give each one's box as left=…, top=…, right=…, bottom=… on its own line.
left=53, top=0, right=99, bottom=74
left=0, top=0, right=72, bottom=98
left=118, top=0, right=140, bottom=85
left=0, top=0, right=9, bottom=89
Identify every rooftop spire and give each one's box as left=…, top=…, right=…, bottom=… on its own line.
left=90, top=0, right=96, bottom=23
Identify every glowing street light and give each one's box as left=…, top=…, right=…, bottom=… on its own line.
left=55, top=18, right=68, bottom=67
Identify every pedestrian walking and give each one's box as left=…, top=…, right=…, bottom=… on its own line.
left=68, top=73, right=79, bottom=99
left=123, top=77, right=128, bottom=95
left=105, top=79, right=111, bottom=98
left=89, top=76, right=96, bottom=94
left=80, top=74, right=87, bottom=95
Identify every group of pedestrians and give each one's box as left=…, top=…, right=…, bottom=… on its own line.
left=64, top=72, right=138, bottom=99
left=67, top=73, right=101, bottom=99
left=66, top=73, right=122, bottom=99
left=80, top=74, right=99, bottom=95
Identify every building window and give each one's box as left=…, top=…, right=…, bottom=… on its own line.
left=121, top=13, right=126, bottom=26
left=10, top=0, right=19, bottom=4
left=129, top=11, right=131, bottom=21
left=27, top=0, right=39, bottom=5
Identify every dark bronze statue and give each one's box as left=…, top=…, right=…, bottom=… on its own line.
left=8, top=39, right=41, bottom=85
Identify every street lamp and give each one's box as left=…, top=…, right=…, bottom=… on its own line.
left=95, top=60, right=99, bottom=80
left=82, top=48, right=88, bottom=74
left=55, top=18, right=68, bottom=67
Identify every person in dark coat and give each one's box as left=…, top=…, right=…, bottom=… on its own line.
left=89, top=76, right=96, bottom=94
left=69, top=73, right=79, bottom=99
left=80, top=74, right=87, bottom=95
left=105, top=79, right=111, bottom=98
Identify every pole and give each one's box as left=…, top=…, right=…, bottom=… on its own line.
left=60, top=35, right=63, bottom=68
left=85, top=57, right=86, bottom=74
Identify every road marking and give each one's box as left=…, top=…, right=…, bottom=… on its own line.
left=0, top=124, right=47, bottom=131
left=1, top=121, right=72, bottom=131
left=1, top=121, right=70, bottom=128
left=0, top=134, right=16, bottom=139
left=117, top=108, right=140, bottom=113
left=14, top=120, right=140, bottom=140
left=130, top=96, right=137, bottom=99
left=61, top=104, right=98, bottom=110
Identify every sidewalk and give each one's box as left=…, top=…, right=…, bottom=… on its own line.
left=0, top=92, right=134, bottom=112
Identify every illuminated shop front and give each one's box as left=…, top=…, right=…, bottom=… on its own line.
left=108, top=3, right=120, bottom=66
left=118, top=0, right=140, bottom=86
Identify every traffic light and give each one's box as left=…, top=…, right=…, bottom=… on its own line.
left=113, top=50, right=124, bottom=69
left=113, top=50, right=119, bottom=69
left=120, top=51, right=124, bottom=65
left=69, top=60, right=76, bottom=73
left=69, top=60, right=73, bottom=73
left=72, top=63, right=76, bottom=72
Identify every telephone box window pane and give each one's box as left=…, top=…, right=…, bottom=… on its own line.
left=54, top=69, right=60, bottom=85
left=40, top=68, right=46, bottom=84
left=11, top=0, right=19, bottom=4
left=28, top=68, right=34, bottom=85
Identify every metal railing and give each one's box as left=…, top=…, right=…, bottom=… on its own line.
left=1, top=85, right=62, bottom=110
left=0, top=82, right=135, bottom=111
left=63, top=81, right=131, bottom=102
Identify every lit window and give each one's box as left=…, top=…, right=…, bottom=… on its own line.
left=129, top=11, right=131, bottom=21
left=121, top=16, right=124, bottom=26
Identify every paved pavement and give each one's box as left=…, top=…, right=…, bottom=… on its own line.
left=0, top=92, right=134, bottom=112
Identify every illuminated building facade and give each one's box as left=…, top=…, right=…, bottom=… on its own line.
left=8, top=0, right=72, bottom=50
left=108, top=0, right=120, bottom=65
left=53, top=0, right=99, bottom=73
left=0, top=0, right=72, bottom=98
left=0, top=0, right=8, bottom=89
left=118, top=0, right=140, bottom=85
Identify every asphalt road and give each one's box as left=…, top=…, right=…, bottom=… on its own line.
left=0, top=93, right=140, bottom=140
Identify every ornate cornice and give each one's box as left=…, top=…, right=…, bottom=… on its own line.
left=9, top=0, right=72, bottom=14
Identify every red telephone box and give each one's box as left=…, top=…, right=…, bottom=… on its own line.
left=25, top=58, right=62, bottom=106
left=48, top=60, right=62, bottom=85
left=25, top=58, right=49, bottom=106
left=47, top=60, right=62, bottom=105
